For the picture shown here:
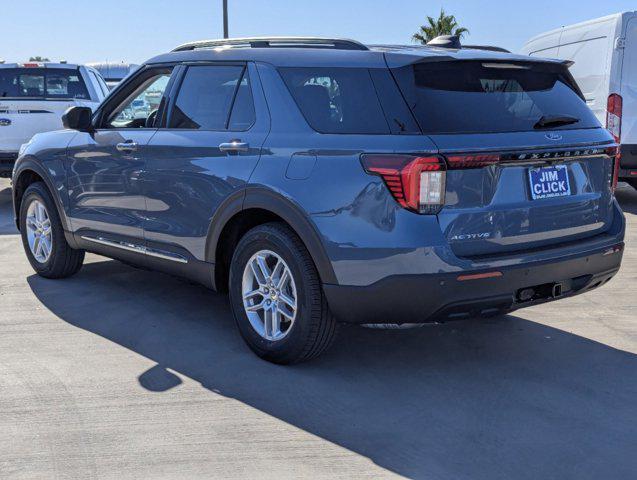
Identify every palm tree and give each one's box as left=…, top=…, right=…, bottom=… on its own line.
left=412, top=9, right=469, bottom=44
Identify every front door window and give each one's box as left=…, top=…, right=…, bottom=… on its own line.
left=106, top=71, right=172, bottom=129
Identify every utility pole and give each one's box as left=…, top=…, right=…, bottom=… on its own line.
left=223, top=0, right=229, bottom=38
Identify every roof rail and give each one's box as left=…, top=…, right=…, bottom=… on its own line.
left=172, top=37, right=369, bottom=52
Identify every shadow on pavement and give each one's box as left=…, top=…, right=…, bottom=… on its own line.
left=27, top=259, right=637, bottom=479
left=0, top=185, right=17, bottom=235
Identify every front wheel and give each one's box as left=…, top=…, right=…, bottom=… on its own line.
left=19, top=182, right=84, bottom=278
left=229, top=223, right=337, bottom=364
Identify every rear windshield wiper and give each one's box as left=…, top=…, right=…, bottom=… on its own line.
left=534, top=114, right=580, bottom=129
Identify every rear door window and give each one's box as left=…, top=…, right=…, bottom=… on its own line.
left=0, top=68, right=90, bottom=99
left=279, top=67, right=398, bottom=134
left=169, top=65, right=255, bottom=131
left=392, top=61, right=601, bottom=134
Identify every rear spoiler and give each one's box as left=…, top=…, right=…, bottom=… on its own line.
left=384, top=51, right=575, bottom=69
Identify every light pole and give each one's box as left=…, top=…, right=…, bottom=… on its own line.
left=223, top=0, right=229, bottom=38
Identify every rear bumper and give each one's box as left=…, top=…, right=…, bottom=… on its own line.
left=324, top=240, right=624, bottom=324
left=0, top=152, right=18, bottom=177
left=619, top=168, right=637, bottom=181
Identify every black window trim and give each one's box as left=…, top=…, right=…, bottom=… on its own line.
left=225, top=66, right=247, bottom=130
left=163, top=61, right=256, bottom=133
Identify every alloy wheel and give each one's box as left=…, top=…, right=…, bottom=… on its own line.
left=241, top=249, right=298, bottom=341
left=25, top=199, right=53, bottom=263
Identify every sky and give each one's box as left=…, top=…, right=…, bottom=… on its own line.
left=2, top=0, right=636, bottom=65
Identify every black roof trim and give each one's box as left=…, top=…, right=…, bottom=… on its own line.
left=464, top=45, right=511, bottom=53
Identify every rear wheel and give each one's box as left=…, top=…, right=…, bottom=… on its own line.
left=229, top=222, right=337, bottom=364
left=19, top=182, right=84, bottom=278
left=627, top=178, right=637, bottom=190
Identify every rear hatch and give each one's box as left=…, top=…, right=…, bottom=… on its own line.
left=391, top=58, right=617, bottom=257
left=0, top=66, right=90, bottom=151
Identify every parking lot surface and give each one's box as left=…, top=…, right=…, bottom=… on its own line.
left=0, top=177, right=636, bottom=479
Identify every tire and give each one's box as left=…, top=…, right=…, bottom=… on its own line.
left=627, top=178, right=637, bottom=190
left=19, top=182, right=84, bottom=279
left=229, top=222, right=338, bottom=364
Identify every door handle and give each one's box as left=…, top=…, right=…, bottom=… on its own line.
left=219, top=140, right=249, bottom=153
left=116, top=141, right=139, bottom=153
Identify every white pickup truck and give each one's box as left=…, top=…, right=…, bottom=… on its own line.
left=0, top=62, right=109, bottom=177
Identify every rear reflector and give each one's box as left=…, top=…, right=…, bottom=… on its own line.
left=602, top=244, right=623, bottom=256
left=360, top=154, right=446, bottom=214
left=457, top=271, right=503, bottom=281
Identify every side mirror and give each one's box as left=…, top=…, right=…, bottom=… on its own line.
left=62, top=106, right=93, bottom=131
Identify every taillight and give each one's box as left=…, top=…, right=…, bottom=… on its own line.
left=360, top=154, right=446, bottom=214
left=446, top=154, right=500, bottom=169
left=606, top=93, right=622, bottom=142
left=605, top=146, right=621, bottom=192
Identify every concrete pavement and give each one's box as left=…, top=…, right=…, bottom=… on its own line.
left=0, top=178, right=636, bottom=479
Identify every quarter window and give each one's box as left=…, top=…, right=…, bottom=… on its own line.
left=169, top=65, right=255, bottom=131
left=279, top=67, right=392, bottom=134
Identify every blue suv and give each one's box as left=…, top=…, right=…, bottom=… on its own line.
left=12, top=37, right=625, bottom=363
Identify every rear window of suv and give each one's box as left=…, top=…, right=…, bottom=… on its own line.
left=0, top=68, right=90, bottom=100
left=279, top=67, right=419, bottom=135
left=391, top=60, right=600, bottom=135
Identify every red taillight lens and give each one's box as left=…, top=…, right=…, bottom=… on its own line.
left=607, top=93, right=622, bottom=142
left=361, top=154, right=446, bottom=214
left=446, top=154, right=501, bottom=168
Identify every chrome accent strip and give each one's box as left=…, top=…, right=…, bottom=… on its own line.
left=81, top=236, right=188, bottom=264
left=81, top=235, right=142, bottom=253
left=438, top=140, right=614, bottom=155
left=145, top=247, right=188, bottom=264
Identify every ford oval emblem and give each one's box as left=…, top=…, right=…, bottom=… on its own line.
left=0, top=118, right=11, bottom=127
left=545, top=133, right=562, bottom=141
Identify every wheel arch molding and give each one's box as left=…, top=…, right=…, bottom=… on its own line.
left=12, top=158, right=71, bottom=233
left=206, top=186, right=337, bottom=291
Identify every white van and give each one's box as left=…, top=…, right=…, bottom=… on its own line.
left=521, top=12, right=637, bottom=188
left=0, top=63, right=109, bottom=177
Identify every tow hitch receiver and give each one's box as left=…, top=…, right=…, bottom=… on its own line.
left=517, top=282, right=566, bottom=303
